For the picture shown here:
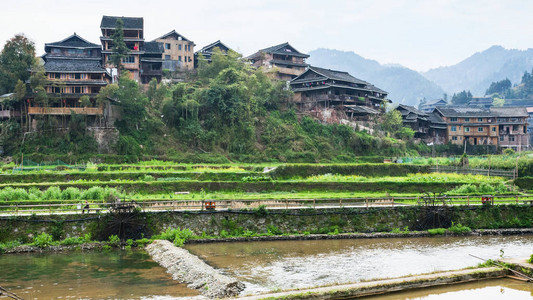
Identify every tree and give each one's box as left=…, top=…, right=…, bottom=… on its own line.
left=109, top=18, right=129, bottom=78
left=146, top=78, right=168, bottom=110
left=451, top=90, right=472, bottom=105
left=0, top=34, right=36, bottom=94
left=485, top=78, right=511, bottom=96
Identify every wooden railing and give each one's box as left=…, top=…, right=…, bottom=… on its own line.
left=28, top=106, right=104, bottom=115
left=1, top=195, right=532, bottom=216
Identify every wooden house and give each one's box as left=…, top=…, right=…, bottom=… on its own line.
left=290, top=66, right=389, bottom=120
left=100, top=16, right=163, bottom=83
left=396, top=104, right=446, bottom=143
left=153, top=30, right=195, bottom=71
left=492, top=107, right=529, bottom=151
left=194, top=40, right=231, bottom=68
left=247, top=42, right=309, bottom=81
left=419, top=99, right=447, bottom=113
left=434, top=106, right=499, bottom=147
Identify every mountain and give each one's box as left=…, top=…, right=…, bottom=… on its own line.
left=423, top=46, right=533, bottom=96
left=306, top=48, right=445, bottom=106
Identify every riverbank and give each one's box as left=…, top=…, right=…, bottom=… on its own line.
left=2, top=228, right=533, bottom=254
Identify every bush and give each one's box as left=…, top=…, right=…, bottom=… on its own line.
left=108, top=234, right=120, bottom=247
left=448, top=222, right=471, bottom=234
left=529, top=254, right=533, bottom=264
left=61, top=187, right=81, bottom=200
left=42, top=186, right=62, bottom=200
left=154, top=228, right=195, bottom=247
left=428, top=228, right=446, bottom=235
left=33, top=232, right=53, bottom=248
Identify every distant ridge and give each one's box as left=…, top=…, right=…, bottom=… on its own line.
left=423, top=45, right=533, bottom=96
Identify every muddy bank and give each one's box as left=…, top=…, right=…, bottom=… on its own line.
left=145, top=240, right=244, bottom=298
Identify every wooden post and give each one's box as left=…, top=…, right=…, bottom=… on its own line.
left=366, top=197, right=369, bottom=208
left=201, top=200, right=204, bottom=211
left=516, top=195, right=519, bottom=205
left=313, top=199, right=316, bottom=209
left=391, top=197, right=394, bottom=207
left=467, top=196, right=470, bottom=206
left=286, top=200, right=288, bottom=209
left=339, top=199, right=342, bottom=208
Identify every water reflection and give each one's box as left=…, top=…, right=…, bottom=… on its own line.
left=360, top=278, right=533, bottom=299
left=186, top=235, right=533, bottom=293
left=0, top=250, right=198, bottom=299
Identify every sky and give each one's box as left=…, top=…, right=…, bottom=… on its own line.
left=1, top=0, right=532, bottom=72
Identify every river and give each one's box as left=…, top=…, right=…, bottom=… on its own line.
left=1, top=235, right=533, bottom=298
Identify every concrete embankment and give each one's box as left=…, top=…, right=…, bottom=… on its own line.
left=145, top=240, right=245, bottom=298
left=237, top=267, right=506, bottom=299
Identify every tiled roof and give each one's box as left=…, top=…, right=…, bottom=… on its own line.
left=44, top=58, right=106, bottom=73
left=423, top=99, right=447, bottom=106
left=153, top=30, right=193, bottom=43
left=251, top=42, right=309, bottom=58
left=143, top=41, right=164, bottom=54
left=197, top=40, right=230, bottom=53
left=490, top=107, right=529, bottom=117
left=397, top=104, right=427, bottom=116
left=45, top=33, right=100, bottom=49
left=435, top=106, right=493, bottom=117
left=101, top=16, right=143, bottom=29
left=308, top=66, right=368, bottom=85
left=344, top=105, right=381, bottom=115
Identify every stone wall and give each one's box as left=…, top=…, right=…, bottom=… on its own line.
left=1, top=205, right=532, bottom=243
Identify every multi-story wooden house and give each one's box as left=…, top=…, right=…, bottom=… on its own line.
left=396, top=104, right=446, bottom=142
left=153, top=30, right=195, bottom=71
left=27, top=33, right=112, bottom=126
left=290, top=66, right=389, bottom=120
left=100, top=16, right=163, bottom=83
left=247, top=42, right=309, bottom=81
left=194, top=40, right=231, bottom=68
left=433, top=107, right=499, bottom=146
left=492, top=107, right=529, bottom=151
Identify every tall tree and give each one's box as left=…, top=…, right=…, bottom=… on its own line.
left=109, top=18, right=129, bottom=78
left=0, top=34, right=36, bottom=94
left=451, top=90, right=473, bottom=105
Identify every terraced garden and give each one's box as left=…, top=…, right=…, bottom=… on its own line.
left=0, top=160, right=530, bottom=215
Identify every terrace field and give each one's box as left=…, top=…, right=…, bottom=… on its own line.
left=0, top=159, right=529, bottom=214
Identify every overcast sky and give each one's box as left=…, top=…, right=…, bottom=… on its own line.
left=1, top=0, right=532, bottom=72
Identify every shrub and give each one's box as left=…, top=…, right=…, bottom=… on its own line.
left=61, top=187, right=81, bottom=200
left=529, top=254, right=533, bottom=264
left=267, top=225, right=282, bottom=235
left=428, top=228, right=446, bottom=235
left=33, top=232, right=53, bottom=248
left=108, top=234, right=120, bottom=247
left=154, top=228, right=195, bottom=247
left=448, top=222, right=471, bottom=234
left=60, top=236, right=85, bottom=246
left=42, top=186, right=62, bottom=200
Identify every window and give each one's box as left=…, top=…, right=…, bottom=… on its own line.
left=513, top=125, right=518, bottom=131
left=464, top=127, right=470, bottom=132
left=188, top=45, right=191, bottom=51
left=165, top=55, right=171, bottom=60
left=492, top=127, right=496, bottom=132
left=178, top=56, right=182, bottom=61
left=500, top=136, right=504, bottom=141
left=450, top=117, right=457, bottom=122
left=178, top=44, right=182, bottom=51
left=165, top=43, right=171, bottom=50
left=52, top=48, right=61, bottom=54
left=464, top=117, right=470, bottom=122
left=452, top=136, right=458, bottom=141
left=188, top=56, right=191, bottom=62
left=510, top=136, right=515, bottom=142
left=54, top=73, right=60, bottom=79
left=74, top=87, right=81, bottom=94
left=478, top=117, right=483, bottom=122
left=451, top=126, right=457, bottom=132
left=477, top=127, right=483, bottom=132
left=122, top=56, right=135, bottom=64
left=75, top=73, right=81, bottom=80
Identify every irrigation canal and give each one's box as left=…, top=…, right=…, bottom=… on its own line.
left=1, top=235, right=533, bottom=299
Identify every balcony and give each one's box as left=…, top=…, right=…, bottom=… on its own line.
left=28, top=106, right=103, bottom=116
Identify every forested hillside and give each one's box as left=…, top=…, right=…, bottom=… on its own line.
left=5, top=49, right=424, bottom=163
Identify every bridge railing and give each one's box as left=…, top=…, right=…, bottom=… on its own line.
left=1, top=194, right=532, bottom=216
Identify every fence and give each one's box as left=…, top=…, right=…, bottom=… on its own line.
left=429, top=165, right=516, bottom=178
left=1, top=194, right=532, bottom=216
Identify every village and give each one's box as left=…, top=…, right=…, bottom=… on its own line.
left=0, top=15, right=530, bottom=154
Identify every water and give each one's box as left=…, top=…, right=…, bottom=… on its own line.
left=361, top=278, right=533, bottom=299
left=0, top=250, right=198, bottom=299
left=185, top=235, right=533, bottom=294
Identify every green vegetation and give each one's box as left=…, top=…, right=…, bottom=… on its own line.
left=528, top=254, right=533, bottom=264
